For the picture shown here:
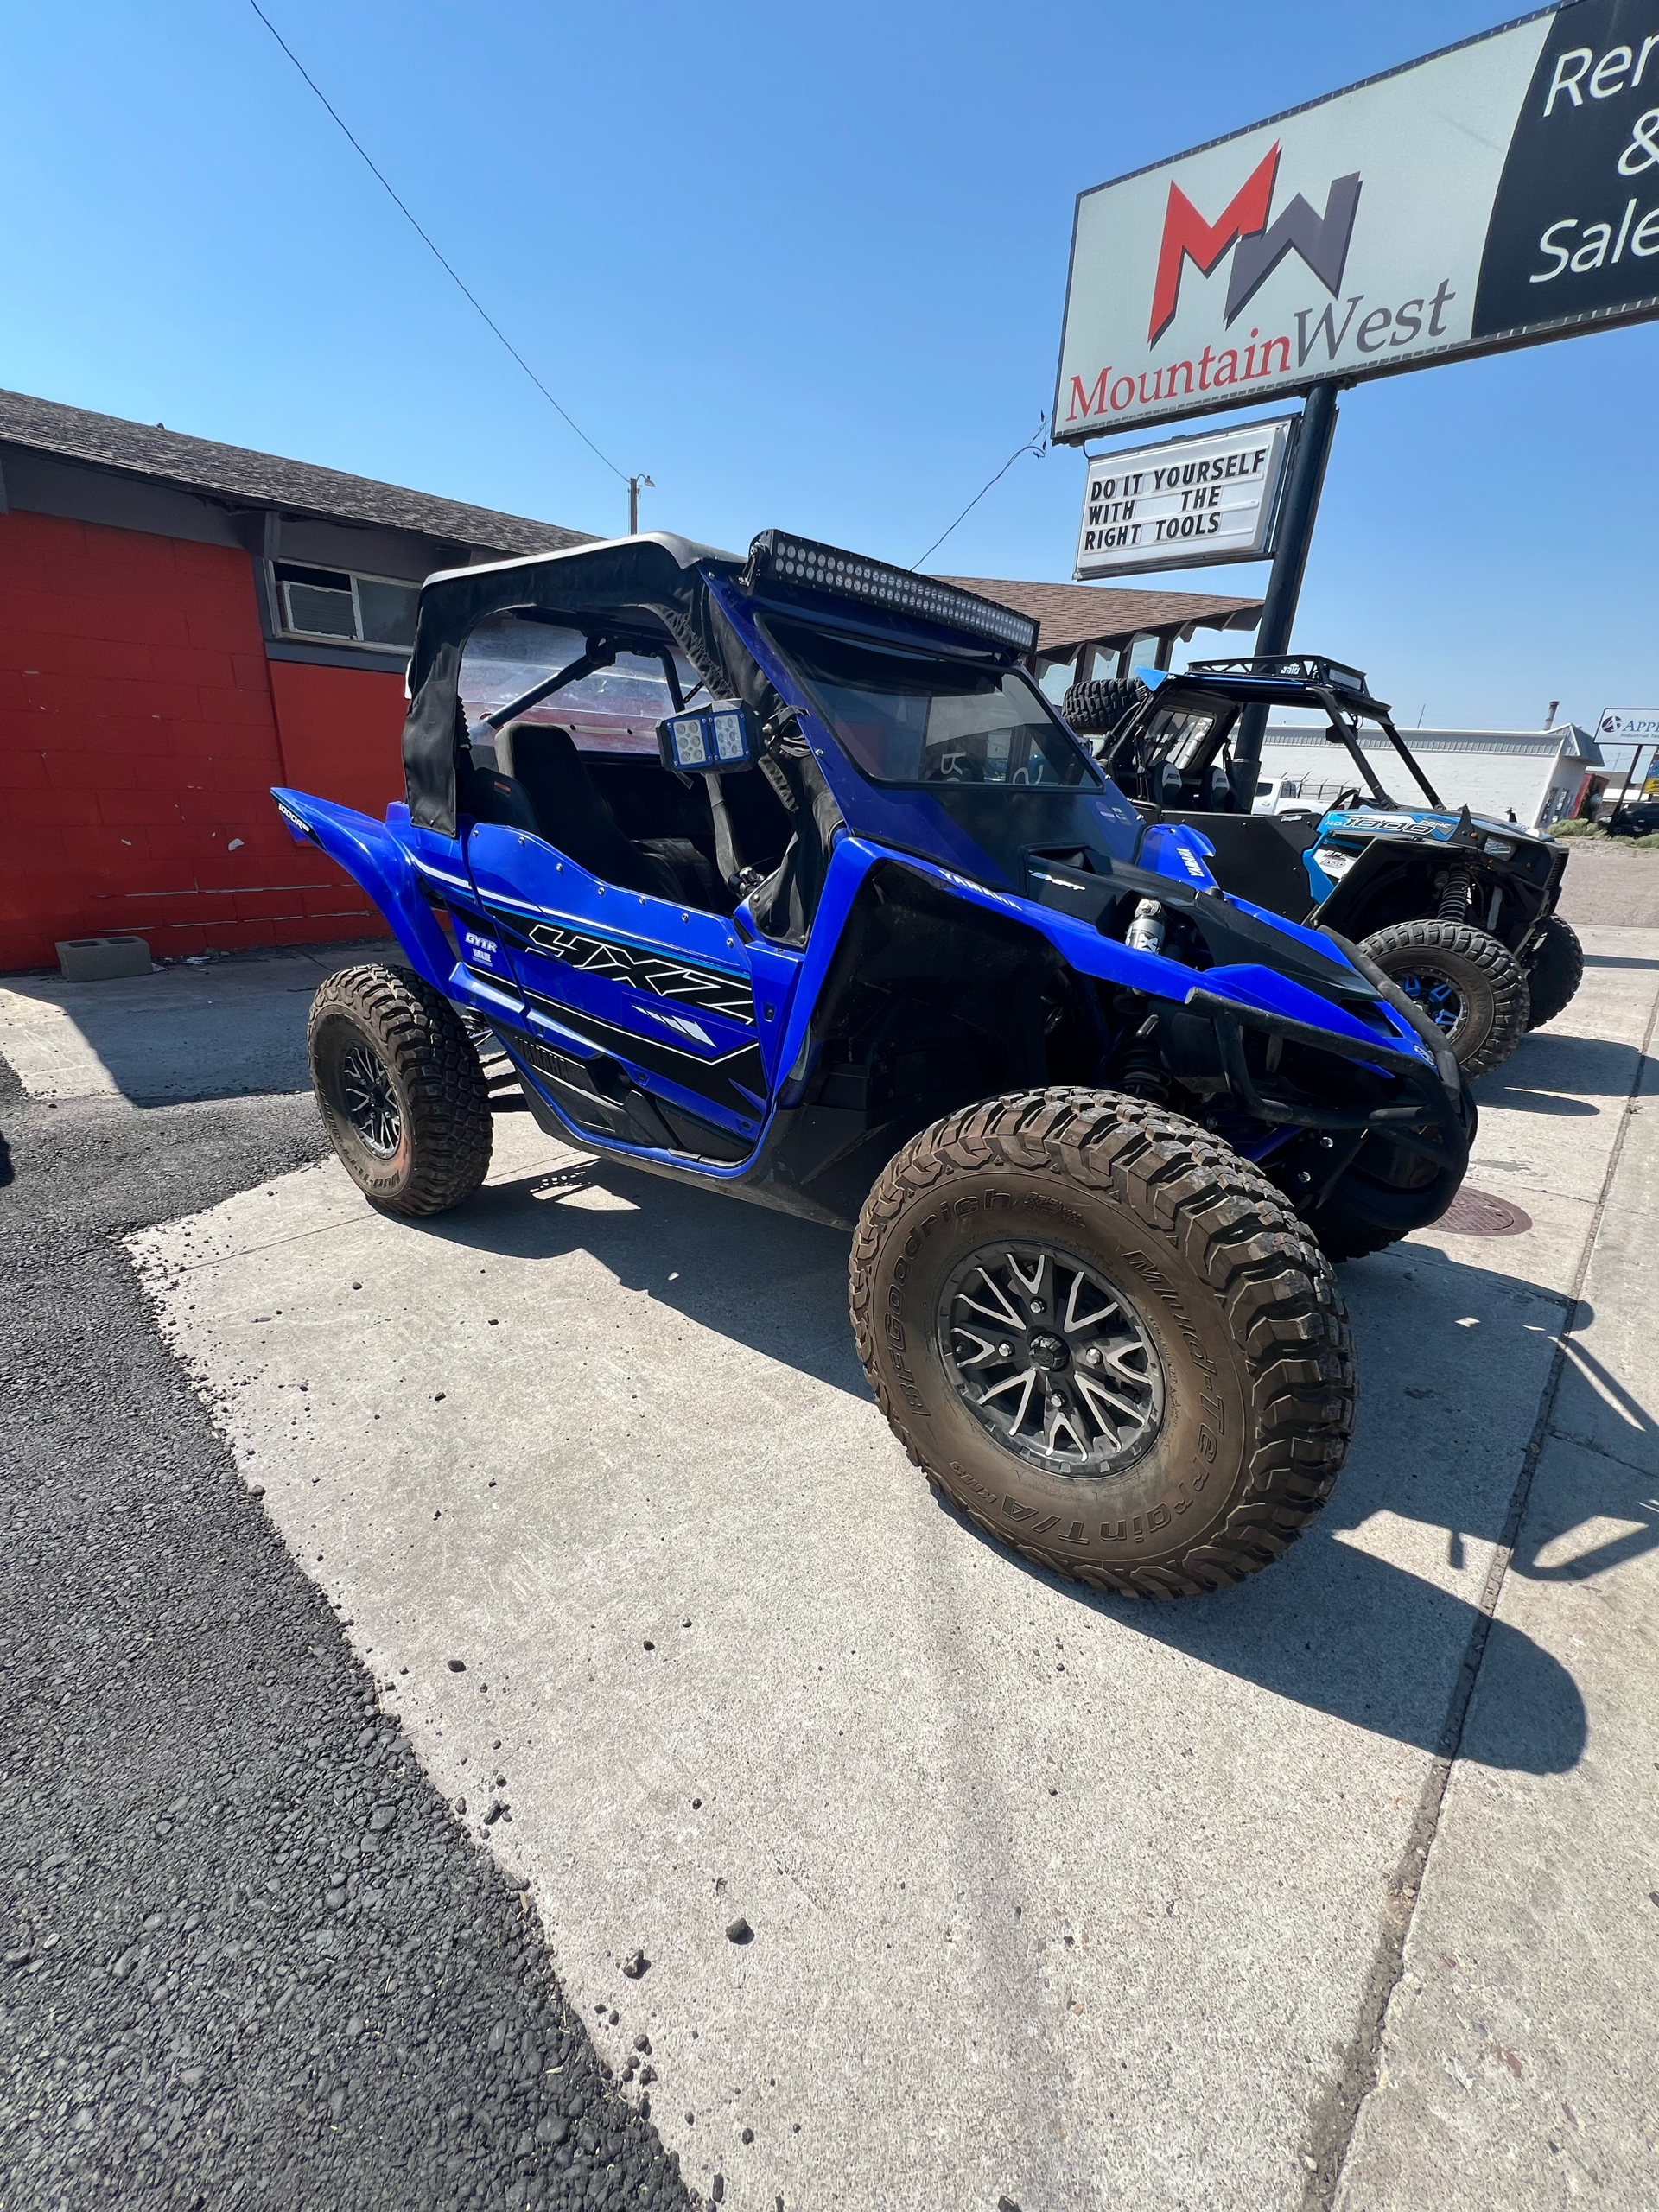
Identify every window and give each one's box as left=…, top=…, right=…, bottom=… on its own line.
left=766, top=617, right=1099, bottom=791
left=458, top=614, right=700, bottom=754
left=272, top=562, right=420, bottom=651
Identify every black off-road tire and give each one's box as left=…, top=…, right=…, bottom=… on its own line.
left=307, top=964, right=491, bottom=1216
left=1300, top=1140, right=1465, bottom=1262
left=1524, top=914, right=1584, bottom=1030
left=849, top=1088, right=1356, bottom=1599
left=1359, top=919, right=1530, bottom=1079
left=1061, top=676, right=1148, bottom=738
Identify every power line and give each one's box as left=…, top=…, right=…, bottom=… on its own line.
left=912, top=415, right=1047, bottom=571
left=246, top=0, right=633, bottom=486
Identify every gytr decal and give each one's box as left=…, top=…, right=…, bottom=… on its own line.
left=462, top=929, right=506, bottom=973
left=1148, top=144, right=1363, bottom=344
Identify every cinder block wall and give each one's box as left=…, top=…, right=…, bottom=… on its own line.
left=0, top=509, right=403, bottom=970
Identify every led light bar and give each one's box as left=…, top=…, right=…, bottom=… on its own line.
left=745, top=531, right=1039, bottom=653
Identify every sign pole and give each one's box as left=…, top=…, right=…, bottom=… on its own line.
left=1230, top=378, right=1340, bottom=805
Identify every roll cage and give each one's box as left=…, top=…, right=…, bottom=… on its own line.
left=274, top=537, right=1469, bottom=1232
left=1105, top=655, right=1446, bottom=816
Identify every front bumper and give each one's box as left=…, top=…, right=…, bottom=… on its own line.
left=1183, top=977, right=1472, bottom=1180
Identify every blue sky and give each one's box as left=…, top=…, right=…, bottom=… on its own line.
left=3, top=0, right=1654, bottom=730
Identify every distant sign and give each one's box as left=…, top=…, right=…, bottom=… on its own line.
left=1074, top=417, right=1294, bottom=577
left=1055, top=2, right=1659, bottom=442
left=1597, top=705, right=1659, bottom=742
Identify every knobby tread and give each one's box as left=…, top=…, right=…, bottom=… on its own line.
left=308, top=964, right=491, bottom=1217
left=848, top=1087, right=1356, bottom=1600
left=1523, top=913, right=1584, bottom=1031
left=1359, top=918, right=1529, bottom=1078
left=1059, top=676, right=1147, bottom=738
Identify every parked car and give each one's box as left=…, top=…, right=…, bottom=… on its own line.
left=274, top=534, right=1472, bottom=1599
left=1063, top=655, right=1583, bottom=1076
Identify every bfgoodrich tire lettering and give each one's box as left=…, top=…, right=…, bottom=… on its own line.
left=308, top=964, right=492, bottom=1217
left=849, top=1089, right=1356, bottom=1599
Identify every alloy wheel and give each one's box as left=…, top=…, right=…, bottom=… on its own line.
left=339, top=1041, right=402, bottom=1156
left=939, top=1242, right=1165, bottom=1476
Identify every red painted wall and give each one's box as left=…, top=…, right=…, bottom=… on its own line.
left=267, top=658, right=406, bottom=818
left=0, top=509, right=398, bottom=972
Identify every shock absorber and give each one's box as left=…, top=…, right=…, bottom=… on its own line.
left=1113, top=1013, right=1171, bottom=1103
left=1126, top=898, right=1166, bottom=953
left=1437, top=867, right=1473, bottom=924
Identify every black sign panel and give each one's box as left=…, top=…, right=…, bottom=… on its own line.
left=1476, top=0, right=1659, bottom=341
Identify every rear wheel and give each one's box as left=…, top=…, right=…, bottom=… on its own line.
left=849, top=1089, right=1356, bottom=1599
left=1359, top=919, right=1529, bottom=1078
left=307, top=964, right=491, bottom=1216
left=1524, top=914, right=1584, bottom=1030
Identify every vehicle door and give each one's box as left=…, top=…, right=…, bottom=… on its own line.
left=456, top=620, right=778, bottom=1158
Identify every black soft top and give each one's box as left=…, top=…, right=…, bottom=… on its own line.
left=401, top=534, right=747, bottom=834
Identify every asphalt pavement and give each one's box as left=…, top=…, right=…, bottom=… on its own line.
left=0, top=980, right=696, bottom=2209
left=3, top=932, right=1657, bottom=2211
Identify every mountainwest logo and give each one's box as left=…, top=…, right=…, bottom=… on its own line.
left=1148, top=144, right=1363, bottom=344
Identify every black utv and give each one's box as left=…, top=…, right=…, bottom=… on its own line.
left=1063, top=655, right=1583, bottom=1078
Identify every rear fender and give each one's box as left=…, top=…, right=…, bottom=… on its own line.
left=270, top=787, right=452, bottom=990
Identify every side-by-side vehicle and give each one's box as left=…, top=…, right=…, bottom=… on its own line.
left=274, top=534, right=1473, bottom=1599
left=1063, top=655, right=1583, bottom=1077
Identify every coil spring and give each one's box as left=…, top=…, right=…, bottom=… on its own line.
left=1437, top=867, right=1473, bottom=924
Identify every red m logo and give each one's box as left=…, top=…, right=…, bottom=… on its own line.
left=1147, top=144, right=1280, bottom=346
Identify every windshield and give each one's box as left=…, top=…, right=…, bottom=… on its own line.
left=765, top=616, right=1100, bottom=791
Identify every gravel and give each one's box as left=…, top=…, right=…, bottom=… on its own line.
left=0, top=1063, right=695, bottom=2210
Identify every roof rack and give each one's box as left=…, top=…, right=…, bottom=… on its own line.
left=1186, top=653, right=1371, bottom=696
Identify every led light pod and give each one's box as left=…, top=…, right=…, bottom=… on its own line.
left=657, top=700, right=760, bottom=775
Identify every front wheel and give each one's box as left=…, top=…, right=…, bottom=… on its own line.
left=849, top=1090, right=1356, bottom=1599
left=1359, top=919, right=1529, bottom=1078
left=307, top=964, right=492, bottom=1216
left=1524, top=914, right=1584, bottom=1030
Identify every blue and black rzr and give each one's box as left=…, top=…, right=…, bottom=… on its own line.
left=1063, top=654, right=1583, bottom=1077
left=274, top=533, right=1472, bottom=1599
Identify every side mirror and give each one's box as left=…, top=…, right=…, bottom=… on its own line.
left=656, top=699, right=760, bottom=775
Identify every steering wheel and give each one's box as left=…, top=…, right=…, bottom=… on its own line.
left=1332, top=786, right=1364, bottom=810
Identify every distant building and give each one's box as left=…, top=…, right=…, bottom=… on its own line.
left=1255, top=721, right=1606, bottom=830
left=0, top=389, right=589, bottom=972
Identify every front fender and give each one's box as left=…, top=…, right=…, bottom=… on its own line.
left=270, top=788, right=453, bottom=991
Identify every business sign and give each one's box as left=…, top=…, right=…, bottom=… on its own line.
left=1074, top=416, right=1294, bottom=576
left=1596, top=704, right=1659, bottom=741
left=1055, top=1, right=1659, bottom=442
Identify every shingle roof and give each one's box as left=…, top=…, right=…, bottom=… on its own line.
left=941, top=575, right=1262, bottom=658
left=0, top=387, right=595, bottom=556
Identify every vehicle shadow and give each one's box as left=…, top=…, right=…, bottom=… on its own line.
left=1471, top=1026, right=1642, bottom=1116
left=410, top=1149, right=1633, bottom=1777
left=0, top=941, right=395, bottom=1107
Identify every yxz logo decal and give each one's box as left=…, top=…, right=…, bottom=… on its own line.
left=523, top=922, right=754, bottom=1027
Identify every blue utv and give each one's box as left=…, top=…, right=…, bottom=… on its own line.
left=272, top=532, right=1472, bottom=1599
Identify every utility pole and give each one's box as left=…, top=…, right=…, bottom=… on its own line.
left=1230, top=378, right=1341, bottom=806
left=627, top=474, right=654, bottom=535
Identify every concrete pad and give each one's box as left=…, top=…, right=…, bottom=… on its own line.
left=1338, top=1047, right=1659, bottom=2212
left=1554, top=847, right=1659, bottom=931
left=125, top=945, right=1659, bottom=2212
left=0, top=939, right=397, bottom=1104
